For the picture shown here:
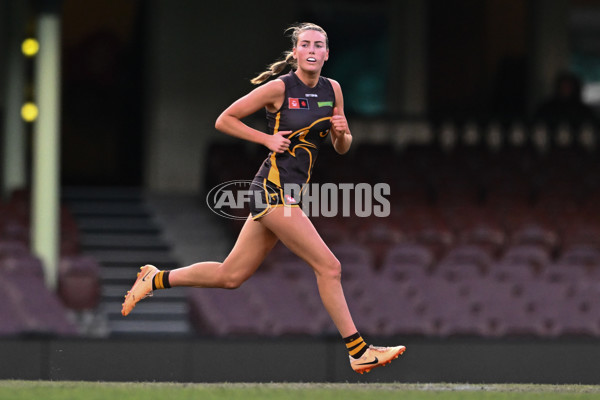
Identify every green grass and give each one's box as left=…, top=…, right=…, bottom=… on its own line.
left=2, top=381, right=600, bottom=400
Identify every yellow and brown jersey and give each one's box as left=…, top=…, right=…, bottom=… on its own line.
left=255, top=70, right=335, bottom=188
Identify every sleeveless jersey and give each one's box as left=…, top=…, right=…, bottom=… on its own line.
left=255, top=70, right=335, bottom=188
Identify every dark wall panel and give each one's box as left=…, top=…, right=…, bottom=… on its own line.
left=3, top=338, right=600, bottom=383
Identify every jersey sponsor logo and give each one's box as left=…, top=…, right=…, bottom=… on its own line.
left=318, top=101, right=333, bottom=107
left=289, top=98, right=309, bottom=110
left=305, top=93, right=318, bottom=97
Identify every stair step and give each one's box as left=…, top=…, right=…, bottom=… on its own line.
left=81, top=233, right=170, bottom=250
left=69, top=202, right=151, bottom=217
left=108, top=320, right=192, bottom=336
left=85, top=249, right=178, bottom=266
left=63, top=188, right=210, bottom=337
left=77, top=217, right=160, bottom=233
left=98, top=261, right=179, bottom=269
left=103, top=300, right=189, bottom=316
left=62, top=186, right=144, bottom=202
left=108, top=312, right=186, bottom=322
left=107, top=311, right=187, bottom=322
left=101, top=267, right=141, bottom=283
left=103, top=284, right=188, bottom=300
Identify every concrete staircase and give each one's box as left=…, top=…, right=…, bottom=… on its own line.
left=145, top=193, right=233, bottom=268
left=63, top=187, right=193, bottom=337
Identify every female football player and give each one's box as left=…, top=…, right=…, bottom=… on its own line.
left=122, top=22, right=404, bottom=374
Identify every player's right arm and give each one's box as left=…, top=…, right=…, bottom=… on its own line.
left=215, top=80, right=291, bottom=153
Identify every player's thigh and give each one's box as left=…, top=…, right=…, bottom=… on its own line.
left=222, top=215, right=279, bottom=279
left=259, top=207, right=339, bottom=273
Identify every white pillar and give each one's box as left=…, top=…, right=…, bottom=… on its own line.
left=2, top=0, right=27, bottom=200
left=32, top=10, right=61, bottom=290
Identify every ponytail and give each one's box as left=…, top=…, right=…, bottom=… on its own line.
left=250, top=22, right=328, bottom=85
left=250, top=51, right=296, bottom=85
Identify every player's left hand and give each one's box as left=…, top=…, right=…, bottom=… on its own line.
left=330, top=107, right=348, bottom=138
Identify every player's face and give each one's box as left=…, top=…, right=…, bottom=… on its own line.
left=293, top=30, right=329, bottom=73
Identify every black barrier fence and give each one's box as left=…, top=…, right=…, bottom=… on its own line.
left=2, top=337, right=600, bottom=384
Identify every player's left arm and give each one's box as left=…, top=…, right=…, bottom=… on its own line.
left=328, top=78, right=352, bottom=155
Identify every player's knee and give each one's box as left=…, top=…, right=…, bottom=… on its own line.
left=220, top=272, right=246, bottom=289
left=222, top=280, right=243, bottom=290
left=319, top=257, right=342, bottom=281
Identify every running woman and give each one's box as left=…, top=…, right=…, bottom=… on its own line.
left=122, top=22, right=405, bottom=374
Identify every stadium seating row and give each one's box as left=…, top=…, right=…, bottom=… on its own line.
left=193, top=133, right=600, bottom=338
left=0, top=189, right=81, bottom=255
left=0, top=189, right=102, bottom=338
left=4, top=125, right=600, bottom=339
left=0, top=239, right=102, bottom=336
left=188, top=265, right=600, bottom=338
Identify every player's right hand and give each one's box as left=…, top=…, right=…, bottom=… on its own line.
left=265, top=130, right=292, bottom=153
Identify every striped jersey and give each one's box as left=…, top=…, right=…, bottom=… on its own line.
left=255, top=70, right=335, bottom=188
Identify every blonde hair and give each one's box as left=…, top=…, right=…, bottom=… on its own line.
left=251, top=22, right=329, bottom=85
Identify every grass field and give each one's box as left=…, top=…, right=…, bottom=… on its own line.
left=2, top=381, right=600, bottom=400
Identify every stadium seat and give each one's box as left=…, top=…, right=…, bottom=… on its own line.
left=0, top=284, right=26, bottom=336
left=379, top=260, right=429, bottom=283
left=4, top=273, right=78, bottom=336
left=557, top=244, right=600, bottom=268
left=490, top=261, right=537, bottom=283
left=0, top=240, right=29, bottom=259
left=188, top=284, right=270, bottom=336
left=249, top=275, right=328, bottom=336
left=456, top=221, right=506, bottom=257
left=382, top=300, right=435, bottom=337
left=499, top=244, right=551, bottom=272
left=525, top=286, right=600, bottom=337
left=433, top=261, right=484, bottom=282
left=382, top=243, right=434, bottom=270
left=437, top=244, right=493, bottom=273
left=269, top=258, right=315, bottom=282
left=59, top=255, right=102, bottom=310
left=542, top=263, right=589, bottom=283
left=508, top=222, right=559, bottom=252
left=0, top=255, right=45, bottom=277
left=408, top=277, right=485, bottom=336
left=310, top=217, right=350, bottom=245
left=356, top=221, right=403, bottom=269
left=329, top=242, right=376, bottom=280
left=0, top=219, right=29, bottom=243
left=343, top=276, right=387, bottom=337
left=373, top=278, right=436, bottom=336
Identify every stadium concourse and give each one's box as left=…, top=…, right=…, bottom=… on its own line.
left=2, top=119, right=600, bottom=341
